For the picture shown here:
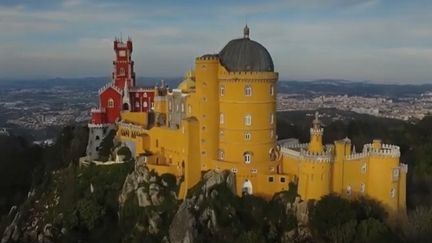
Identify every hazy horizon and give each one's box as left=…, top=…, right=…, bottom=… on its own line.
left=1, top=0, right=432, bottom=83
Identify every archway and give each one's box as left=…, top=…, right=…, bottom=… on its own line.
left=242, top=179, right=253, bottom=195
left=123, top=103, right=129, bottom=111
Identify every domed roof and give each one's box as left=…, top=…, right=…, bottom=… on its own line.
left=219, top=26, right=274, bottom=72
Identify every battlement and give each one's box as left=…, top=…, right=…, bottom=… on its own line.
left=88, top=123, right=110, bottom=128
left=346, top=143, right=400, bottom=160
left=98, top=83, right=122, bottom=94
left=91, top=108, right=106, bottom=113
left=219, top=70, right=278, bottom=80
left=117, top=121, right=146, bottom=132
left=196, top=54, right=219, bottom=61
left=310, top=128, right=324, bottom=135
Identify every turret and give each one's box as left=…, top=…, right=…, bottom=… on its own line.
left=308, top=112, right=324, bottom=153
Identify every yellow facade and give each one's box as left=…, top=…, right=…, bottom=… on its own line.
left=116, top=27, right=407, bottom=216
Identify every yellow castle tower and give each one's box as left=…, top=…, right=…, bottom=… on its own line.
left=115, top=26, right=407, bottom=216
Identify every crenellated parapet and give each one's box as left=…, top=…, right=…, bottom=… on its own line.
left=310, top=127, right=324, bottom=136
left=299, top=149, right=332, bottom=163
left=98, top=83, right=122, bottom=95
left=88, top=123, right=110, bottom=128
left=363, top=143, right=400, bottom=157
left=346, top=143, right=400, bottom=160
left=195, top=54, right=219, bottom=61
left=218, top=70, right=278, bottom=81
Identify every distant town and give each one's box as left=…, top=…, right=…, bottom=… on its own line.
left=1, top=78, right=432, bottom=139
left=277, top=93, right=432, bottom=121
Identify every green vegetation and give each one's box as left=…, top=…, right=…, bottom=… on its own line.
left=309, top=194, right=396, bottom=243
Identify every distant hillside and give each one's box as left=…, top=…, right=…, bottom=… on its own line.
left=278, top=80, right=432, bottom=98
left=1, top=78, right=432, bottom=98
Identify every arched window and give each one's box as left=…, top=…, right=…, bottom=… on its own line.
left=220, top=112, right=224, bottom=124
left=220, top=85, right=225, bottom=96
left=243, top=152, right=252, bottom=164
left=244, top=85, right=252, bottom=96
left=107, top=98, right=114, bottom=108
left=244, top=131, right=251, bottom=141
left=270, top=85, right=274, bottom=96
left=242, top=179, right=253, bottom=195
left=119, top=67, right=125, bottom=76
left=244, top=114, right=252, bottom=126
left=135, top=101, right=140, bottom=108
left=143, top=101, right=148, bottom=108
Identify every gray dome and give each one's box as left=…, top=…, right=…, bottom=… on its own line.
left=219, top=34, right=274, bottom=72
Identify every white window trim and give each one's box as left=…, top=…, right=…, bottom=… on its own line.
left=244, top=114, right=252, bottom=126
left=243, top=152, right=252, bottom=164
left=244, top=131, right=251, bottom=141
left=244, top=85, right=252, bottom=96
left=108, top=98, right=114, bottom=108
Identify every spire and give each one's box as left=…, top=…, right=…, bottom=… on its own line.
left=243, top=25, right=250, bottom=39
left=313, top=111, right=321, bottom=129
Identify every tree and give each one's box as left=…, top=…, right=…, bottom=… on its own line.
left=309, top=194, right=357, bottom=237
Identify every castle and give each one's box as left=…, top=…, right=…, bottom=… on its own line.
left=88, top=26, right=407, bottom=215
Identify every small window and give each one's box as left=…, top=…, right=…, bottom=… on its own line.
left=270, top=85, right=274, bottom=96
left=188, top=104, right=192, bottom=114
left=107, top=98, right=114, bottom=108
left=219, top=129, right=224, bottom=138
left=244, top=131, right=251, bottom=141
left=220, top=112, right=224, bottom=124
left=268, top=176, right=274, bottom=182
left=251, top=168, right=257, bottom=174
left=280, top=177, right=286, bottom=183
left=220, top=85, right=225, bottom=96
left=270, top=112, right=274, bottom=124
left=243, top=152, right=252, bottom=164
left=360, top=183, right=365, bottom=193
left=143, top=101, right=148, bottom=108
left=244, top=85, right=252, bottom=96
left=135, top=101, right=140, bottom=108
left=244, top=114, right=252, bottom=126
left=155, top=139, right=159, bottom=148
left=119, top=67, right=125, bottom=76
left=217, top=149, right=224, bottom=160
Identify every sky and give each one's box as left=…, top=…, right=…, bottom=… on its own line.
left=0, top=0, right=431, bottom=83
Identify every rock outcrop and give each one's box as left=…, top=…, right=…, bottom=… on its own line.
left=169, top=170, right=235, bottom=243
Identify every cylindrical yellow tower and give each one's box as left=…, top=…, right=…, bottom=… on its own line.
left=216, top=26, right=278, bottom=168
